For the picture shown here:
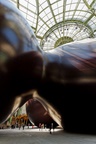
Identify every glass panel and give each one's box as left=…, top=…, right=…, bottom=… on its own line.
left=66, top=5, right=70, bottom=11
left=66, top=0, right=72, bottom=4
left=44, top=7, right=50, bottom=14
left=50, top=0, right=57, bottom=4
left=58, top=7, right=63, bottom=13
left=28, top=4, right=36, bottom=12
left=19, top=0, right=27, bottom=7
left=19, top=5, right=27, bottom=13
left=70, top=4, right=77, bottom=10
left=51, top=3, right=58, bottom=10
left=9, top=0, right=96, bottom=51
left=29, top=0, right=36, bottom=5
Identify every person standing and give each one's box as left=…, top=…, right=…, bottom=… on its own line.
left=18, top=123, right=21, bottom=130
left=39, top=123, right=41, bottom=131
left=44, top=124, right=47, bottom=131
left=22, top=123, right=25, bottom=130
left=28, top=123, right=30, bottom=129
left=49, top=123, right=52, bottom=134
left=51, top=123, right=54, bottom=133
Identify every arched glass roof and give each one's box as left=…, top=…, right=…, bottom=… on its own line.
left=9, top=0, right=96, bottom=50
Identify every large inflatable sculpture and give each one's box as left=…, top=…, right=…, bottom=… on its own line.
left=0, top=0, right=96, bottom=134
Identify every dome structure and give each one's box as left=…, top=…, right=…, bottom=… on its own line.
left=9, top=0, right=96, bottom=50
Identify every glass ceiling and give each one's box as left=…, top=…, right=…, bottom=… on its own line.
left=9, top=0, right=96, bottom=51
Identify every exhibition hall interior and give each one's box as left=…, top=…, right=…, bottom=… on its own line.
left=0, top=0, right=96, bottom=143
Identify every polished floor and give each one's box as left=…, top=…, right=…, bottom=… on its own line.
left=0, top=127, right=96, bottom=144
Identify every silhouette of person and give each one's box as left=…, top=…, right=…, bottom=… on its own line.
left=39, top=123, right=41, bottom=131
left=49, top=124, right=52, bottom=134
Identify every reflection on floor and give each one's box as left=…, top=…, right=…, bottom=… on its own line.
left=0, top=127, right=96, bottom=144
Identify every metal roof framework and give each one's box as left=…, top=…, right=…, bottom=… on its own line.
left=9, top=0, right=96, bottom=50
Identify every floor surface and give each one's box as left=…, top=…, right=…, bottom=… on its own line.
left=0, top=127, right=96, bottom=144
